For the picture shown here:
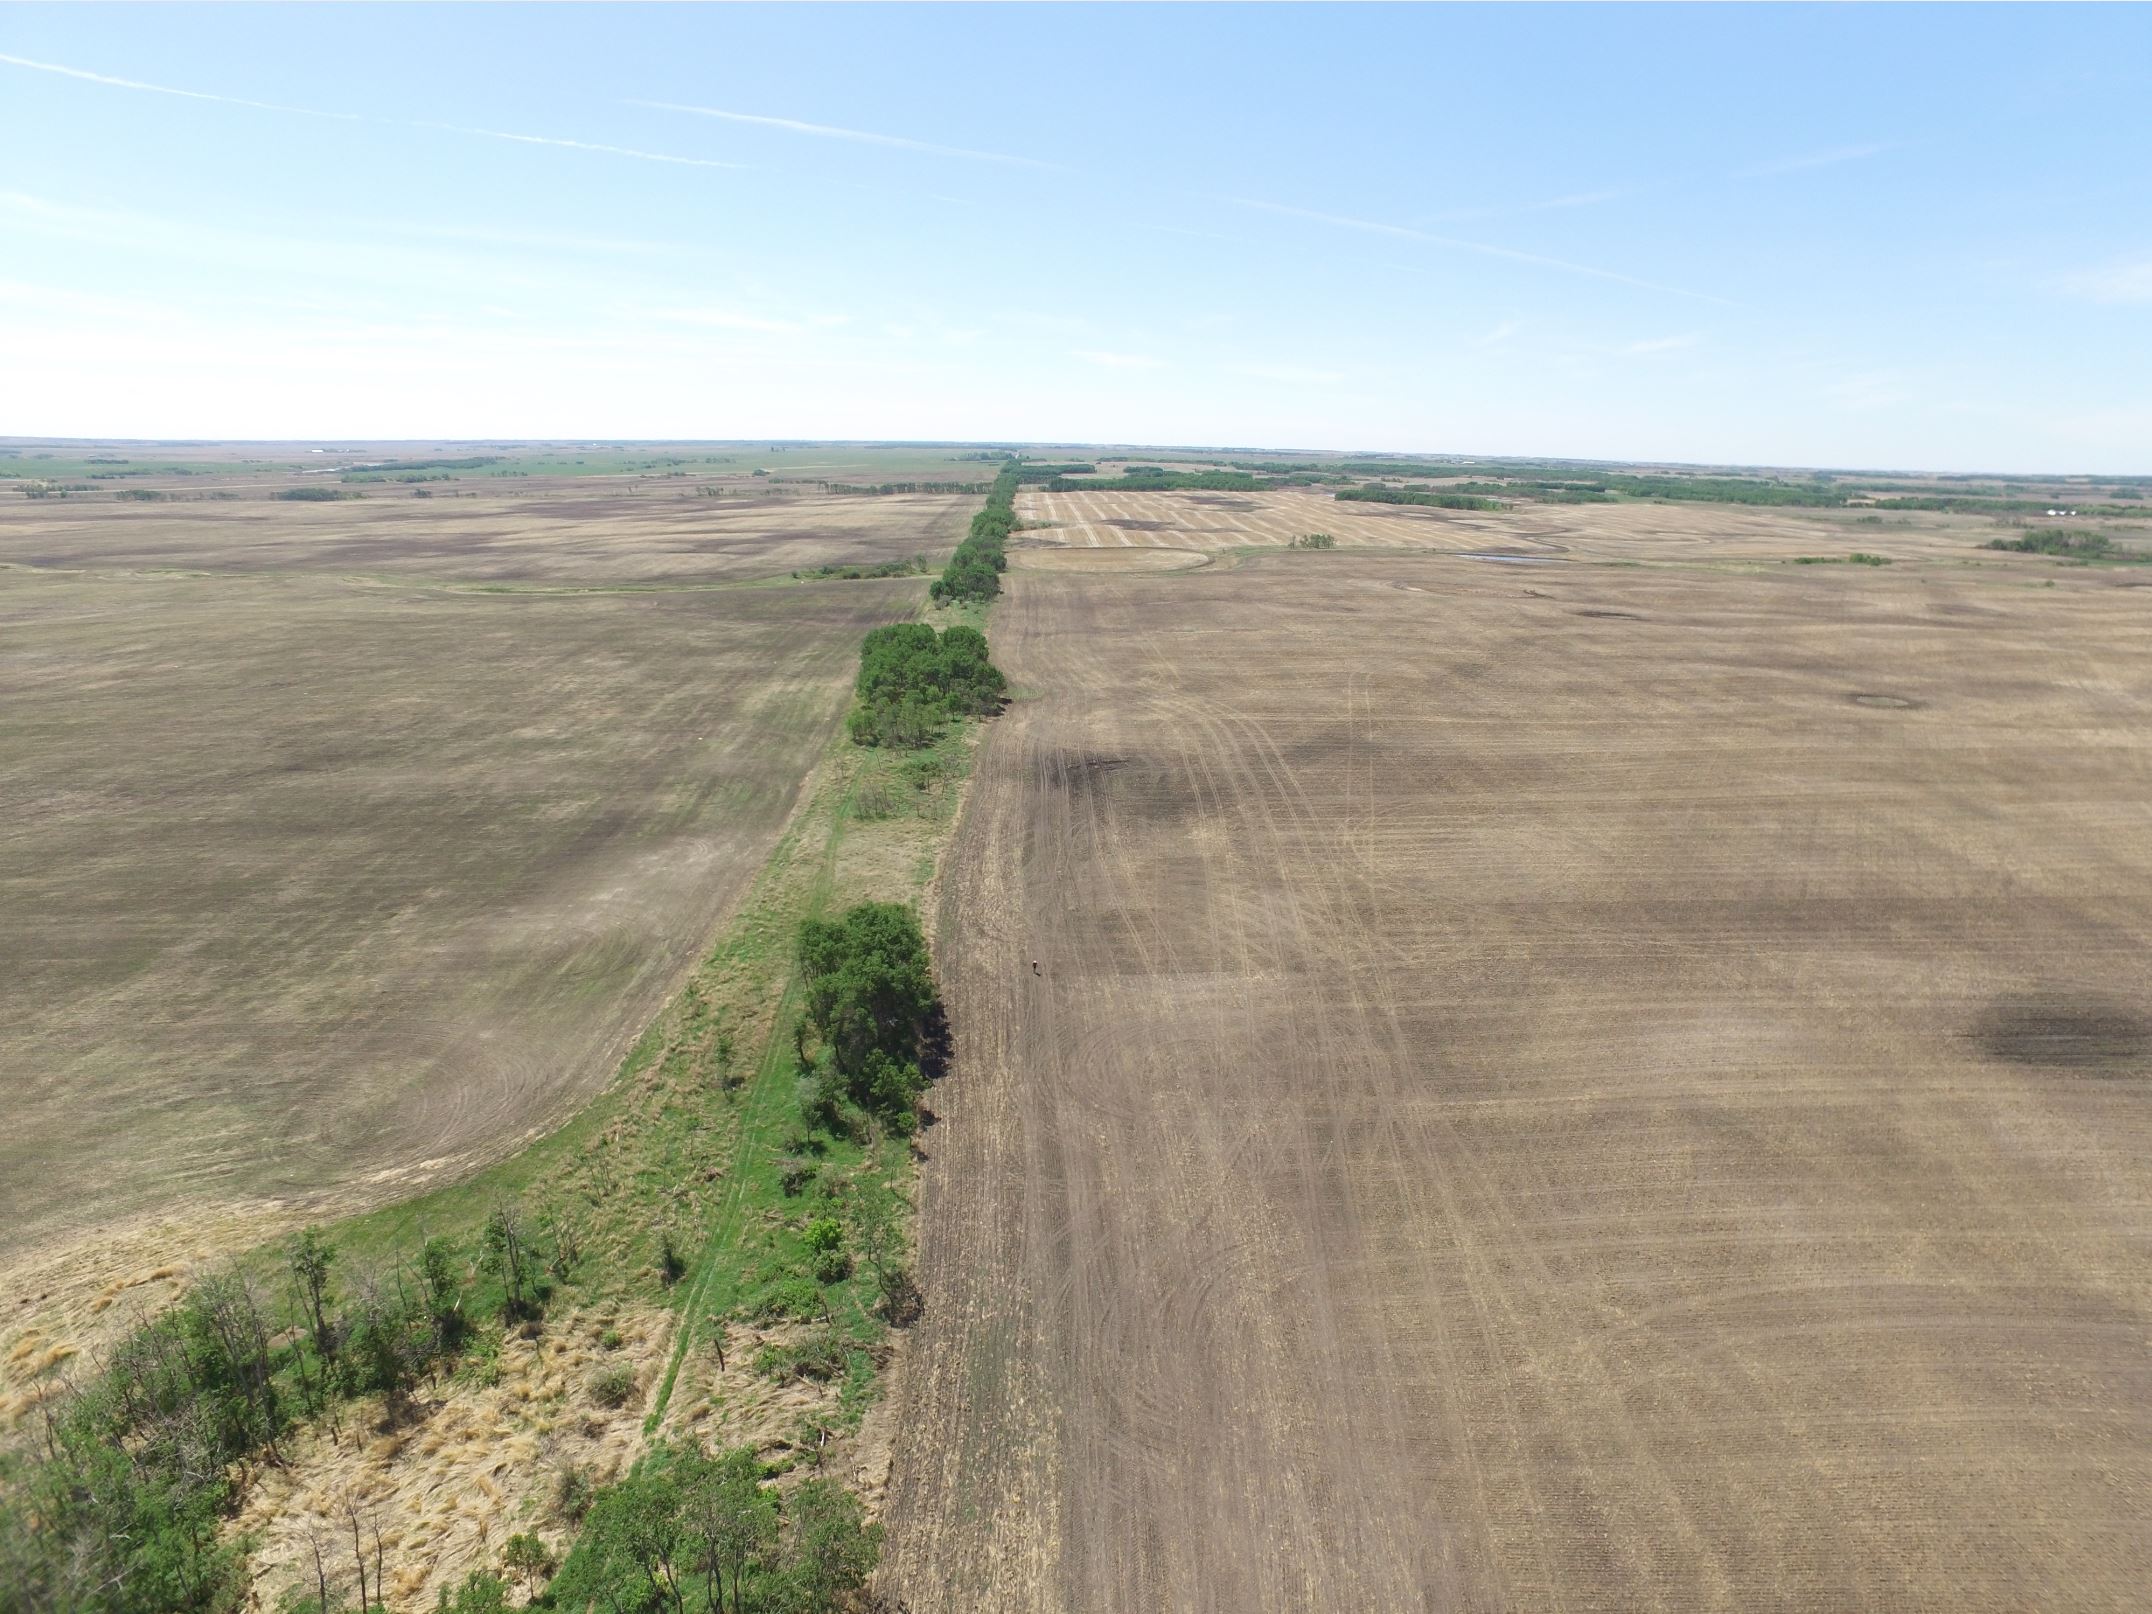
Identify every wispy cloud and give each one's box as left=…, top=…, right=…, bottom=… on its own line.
left=1230, top=361, right=1344, bottom=386
left=0, top=53, right=749, bottom=174
left=1073, top=349, right=1164, bottom=371
left=0, top=50, right=359, bottom=119
left=1227, top=196, right=1736, bottom=306
left=629, top=99, right=1054, bottom=169
left=1737, top=143, right=1891, bottom=178
left=415, top=122, right=748, bottom=171
left=0, top=277, right=185, bottom=323
left=1476, top=319, right=1523, bottom=346
left=1414, top=187, right=1628, bottom=228
left=644, top=306, right=800, bottom=334
left=1623, top=332, right=1703, bottom=356
left=2056, top=256, right=2152, bottom=305
left=1533, top=187, right=1627, bottom=211
left=370, top=221, right=673, bottom=256
left=1137, top=221, right=1249, bottom=245
left=1821, top=369, right=1914, bottom=412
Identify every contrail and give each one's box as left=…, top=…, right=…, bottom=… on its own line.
left=0, top=50, right=360, bottom=119
left=1229, top=196, right=1738, bottom=307
left=629, top=98, right=1057, bottom=169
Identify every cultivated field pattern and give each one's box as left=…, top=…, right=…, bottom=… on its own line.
left=1014, top=485, right=2003, bottom=564
left=0, top=486, right=967, bottom=1337
left=884, top=518, right=2152, bottom=1610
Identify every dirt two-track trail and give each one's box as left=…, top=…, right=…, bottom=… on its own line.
left=881, top=551, right=2152, bottom=1611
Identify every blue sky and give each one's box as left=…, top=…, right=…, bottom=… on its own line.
left=2, top=4, right=2147, bottom=470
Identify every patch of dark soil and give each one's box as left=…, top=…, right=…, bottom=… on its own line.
left=1040, top=753, right=1128, bottom=796
left=1848, top=692, right=1923, bottom=710
left=1973, top=995, right=2150, bottom=1073
left=1105, top=519, right=1177, bottom=532
left=1575, top=609, right=1642, bottom=620
left=1186, top=497, right=1257, bottom=510
left=1037, top=751, right=1203, bottom=828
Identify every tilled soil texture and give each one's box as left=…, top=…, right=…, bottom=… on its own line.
left=882, top=551, right=2152, bottom=1611
left=0, top=489, right=971, bottom=1357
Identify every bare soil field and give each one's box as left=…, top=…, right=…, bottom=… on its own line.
left=0, top=485, right=968, bottom=1363
left=1015, top=484, right=2031, bottom=564
left=883, top=520, right=2152, bottom=1609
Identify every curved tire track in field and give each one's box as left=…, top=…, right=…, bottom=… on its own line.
left=882, top=556, right=2152, bottom=1612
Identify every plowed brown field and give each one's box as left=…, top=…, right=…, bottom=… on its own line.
left=0, top=488, right=968, bottom=1362
left=883, top=519, right=2152, bottom=1610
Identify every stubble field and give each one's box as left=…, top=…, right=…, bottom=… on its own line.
left=883, top=500, right=2152, bottom=1610
left=0, top=484, right=967, bottom=1355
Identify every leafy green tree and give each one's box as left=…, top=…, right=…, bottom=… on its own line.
left=479, top=1202, right=534, bottom=1319
left=501, top=1532, right=556, bottom=1597
left=781, top=1480, right=881, bottom=1610
left=847, top=623, right=1007, bottom=749
left=418, top=1236, right=466, bottom=1349
left=796, top=904, right=939, bottom=1123
left=289, top=1226, right=338, bottom=1361
left=683, top=1448, right=777, bottom=1614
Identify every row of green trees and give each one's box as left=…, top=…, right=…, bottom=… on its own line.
left=846, top=623, right=1007, bottom=748
left=1040, top=469, right=1273, bottom=493
left=543, top=1442, right=878, bottom=1614
left=790, top=555, right=932, bottom=583
left=1335, top=485, right=1508, bottom=512
left=821, top=481, right=990, bottom=496
left=928, top=462, right=1020, bottom=604
left=493, top=903, right=946, bottom=1611
left=0, top=1195, right=591, bottom=1612
left=1986, top=528, right=2134, bottom=559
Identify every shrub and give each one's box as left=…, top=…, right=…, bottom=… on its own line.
left=435, top=1571, right=510, bottom=1613
left=803, top=1218, right=850, bottom=1283
left=754, top=1327, right=848, bottom=1382
left=656, top=1223, right=688, bottom=1286
left=754, top=1276, right=828, bottom=1323
left=1985, top=527, right=2125, bottom=559
left=552, top=1461, right=595, bottom=1523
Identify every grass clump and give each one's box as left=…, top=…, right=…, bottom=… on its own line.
left=587, top=1361, right=638, bottom=1407
left=1792, top=552, right=1893, bottom=565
